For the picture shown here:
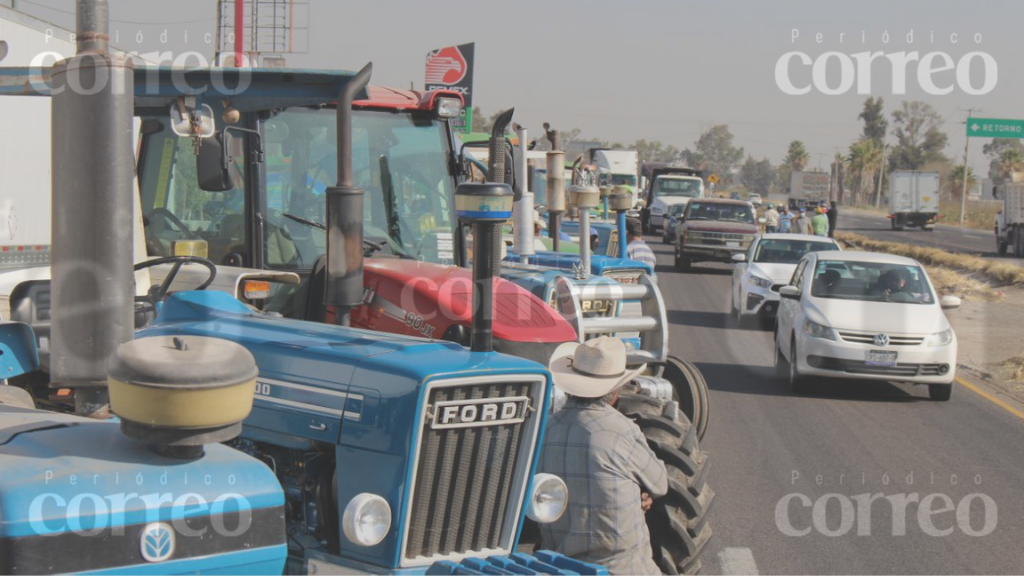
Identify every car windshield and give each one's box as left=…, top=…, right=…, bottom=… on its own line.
left=686, top=202, right=754, bottom=224
left=810, top=260, right=935, bottom=304
left=655, top=178, right=702, bottom=198
left=753, top=238, right=838, bottom=264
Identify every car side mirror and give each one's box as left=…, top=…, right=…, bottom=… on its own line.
left=940, top=295, right=962, bottom=310
left=779, top=285, right=801, bottom=300
left=197, top=131, right=233, bottom=192
left=731, top=253, right=746, bottom=262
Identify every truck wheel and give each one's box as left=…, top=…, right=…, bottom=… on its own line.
left=616, top=393, right=714, bottom=575
left=929, top=384, right=952, bottom=401
left=1015, top=227, right=1024, bottom=259
left=774, top=339, right=789, bottom=380
left=997, top=233, right=1008, bottom=257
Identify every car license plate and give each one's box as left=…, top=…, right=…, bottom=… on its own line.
left=726, top=241, right=740, bottom=247
left=865, top=350, right=897, bottom=367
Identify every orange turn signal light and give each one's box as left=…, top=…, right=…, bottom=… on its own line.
left=243, top=280, right=271, bottom=300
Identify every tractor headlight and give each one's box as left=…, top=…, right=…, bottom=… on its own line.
left=924, top=328, right=954, bottom=347
left=527, top=473, right=568, bottom=523
left=747, top=275, right=773, bottom=289
left=342, top=493, right=392, bottom=546
left=803, top=319, right=836, bottom=341
left=435, top=97, right=463, bottom=119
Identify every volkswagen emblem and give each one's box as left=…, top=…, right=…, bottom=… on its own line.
left=140, top=522, right=175, bottom=563
left=873, top=333, right=889, bottom=347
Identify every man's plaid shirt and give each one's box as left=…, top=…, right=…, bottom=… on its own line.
left=539, top=397, right=668, bottom=575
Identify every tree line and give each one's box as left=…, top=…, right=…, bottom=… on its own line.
left=471, top=102, right=1024, bottom=202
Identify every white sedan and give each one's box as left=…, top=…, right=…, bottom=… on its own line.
left=730, top=233, right=841, bottom=327
left=774, top=251, right=960, bottom=400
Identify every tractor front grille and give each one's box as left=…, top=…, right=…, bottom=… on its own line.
left=402, top=376, right=544, bottom=565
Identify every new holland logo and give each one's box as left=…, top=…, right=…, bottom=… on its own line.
left=431, top=396, right=529, bottom=429
left=140, top=522, right=176, bottom=563
left=425, top=46, right=467, bottom=85
left=874, top=333, right=890, bottom=347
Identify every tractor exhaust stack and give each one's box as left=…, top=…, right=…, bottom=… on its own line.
left=50, top=0, right=135, bottom=419
left=324, top=62, right=372, bottom=325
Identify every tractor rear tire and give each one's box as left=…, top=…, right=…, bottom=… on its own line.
left=657, top=355, right=711, bottom=440
left=616, top=393, right=714, bottom=576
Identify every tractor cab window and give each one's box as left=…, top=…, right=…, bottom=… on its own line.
left=265, top=108, right=457, bottom=269
left=138, top=125, right=247, bottom=264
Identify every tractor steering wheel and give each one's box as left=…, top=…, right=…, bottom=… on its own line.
left=134, top=256, right=217, bottom=312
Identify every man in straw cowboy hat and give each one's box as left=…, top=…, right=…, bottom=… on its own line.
left=540, top=336, right=668, bottom=575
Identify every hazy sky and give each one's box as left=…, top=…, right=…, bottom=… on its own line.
left=9, top=0, right=1022, bottom=174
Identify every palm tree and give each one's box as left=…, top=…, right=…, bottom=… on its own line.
left=847, top=139, right=883, bottom=205
left=784, top=140, right=810, bottom=172
left=997, top=148, right=1024, bottom=181
left=948, top=164, right=977, bottom=201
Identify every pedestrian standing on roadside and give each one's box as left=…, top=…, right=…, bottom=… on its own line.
left=779, top=206, right=794, bottom=233
left=793, top=207, right=814, bottom=235
left=764, top=203, right=780, bottom=234
left=625, top=218, right=657, bottom=272
left=540, top=337, right=667, bottom=576
left=827, top=200, right=839, bottom=238
left=811, top=206, right=830, bottom=237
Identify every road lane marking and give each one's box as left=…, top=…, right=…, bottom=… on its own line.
left=956, top=376, right=1024, bottom=420
left=718, top=547, right=759, bottom=575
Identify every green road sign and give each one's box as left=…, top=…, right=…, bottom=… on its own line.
left=966, top=118, right=1024, bottom=139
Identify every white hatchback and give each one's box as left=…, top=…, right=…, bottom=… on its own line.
left=731, top=233, right=841, bottom=327
left=774, top=251, right=960, bottom=400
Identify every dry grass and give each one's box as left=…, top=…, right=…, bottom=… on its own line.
left=836, top=231, right=1024, bottom=287
left=925, top=267, right=998, bottom=301
left=937, top=200, right=1002, bottom=231
left=1000, top=355, right=1024, bottom=381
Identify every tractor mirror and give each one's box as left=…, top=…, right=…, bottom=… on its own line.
left=197, top=131, right=234, bottom=192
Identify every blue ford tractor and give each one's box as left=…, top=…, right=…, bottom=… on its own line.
left=0, top=3, right=608, bottom=573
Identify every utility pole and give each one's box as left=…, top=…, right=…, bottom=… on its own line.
left=958, top=107, right=981, bottom=226
left=874, top=142, right=887, bottom=209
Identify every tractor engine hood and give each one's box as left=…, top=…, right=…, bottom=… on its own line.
left=358, top=260, right=578, bottom=345
left=140, top=291, right=553, bottom=569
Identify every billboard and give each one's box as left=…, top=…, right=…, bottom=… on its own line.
left=425, top=42, right=475, bottom=132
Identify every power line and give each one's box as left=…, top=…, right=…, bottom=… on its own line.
left=16, top=0, right=214, bottom=25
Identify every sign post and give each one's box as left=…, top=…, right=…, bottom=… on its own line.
left=425, top=42, right=475, bottom=133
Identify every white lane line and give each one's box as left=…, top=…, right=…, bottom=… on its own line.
left=964, top=233, right=985, bottom=239
left=718, top=547, right=759, bottom=575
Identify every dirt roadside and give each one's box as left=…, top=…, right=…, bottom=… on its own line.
left=945, top=287, right=1024, bottom=409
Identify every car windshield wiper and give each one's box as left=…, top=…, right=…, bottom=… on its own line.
left=283, top=213, right=326, bottom=230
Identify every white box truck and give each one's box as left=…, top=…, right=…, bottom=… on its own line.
left=888, top=171, right=940, bottom=231
left=589, top=149, right=639, bottom=203
left=994, top=179, right=1024, bottom=257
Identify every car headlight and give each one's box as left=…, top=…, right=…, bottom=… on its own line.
left=342, top=493, right=392, bottom=546
left=924, top=328, right=954, bottom=347
left=803, top=319, right=836, bottom=341
left=527, top=473, right=568, bottom=523
left=747, top=275, right=772, bottom=289
left=651, top=206, right=664, bottom=215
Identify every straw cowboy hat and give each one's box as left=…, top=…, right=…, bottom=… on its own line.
left=548, top=337, right=646, bottom=398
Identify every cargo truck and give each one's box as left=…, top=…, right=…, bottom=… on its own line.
left=589, top=148, right=639, bottom=204
left=994, top=179, right=1024, bottom=257
left=787, top=171, right=829, bottom=210
left=888, top=171, right=940, bottom=231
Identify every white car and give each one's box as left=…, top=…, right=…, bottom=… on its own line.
left=774, top=251, right=960, bottom=400
left=730, top=234, right=841, bottom=327
left=748, top=193, right=762, bottom=206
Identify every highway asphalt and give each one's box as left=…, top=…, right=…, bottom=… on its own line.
left=647, top=237, right=1024, bottom=575
left=837, top=209, right=1024, bottom=267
